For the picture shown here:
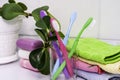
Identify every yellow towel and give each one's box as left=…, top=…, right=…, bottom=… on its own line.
left=74, top=56, right=120, bottom=74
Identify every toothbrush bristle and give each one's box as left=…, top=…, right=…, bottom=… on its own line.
left=51, top=19, right=60, bottom=31
left=88, top=19, right=96, bottom=28
left=40, top=10, right=47, bottom=18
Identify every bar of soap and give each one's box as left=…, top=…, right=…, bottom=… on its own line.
left=16, top=38, right=43, bottom=51
left=20, top=59, right=39, bottom=72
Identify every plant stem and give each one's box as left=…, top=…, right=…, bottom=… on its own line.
left=0, top=7, right=2, bottom=16
left=24, top=12, right=32, bottom=18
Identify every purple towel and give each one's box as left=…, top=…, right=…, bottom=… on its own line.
left=109, top=76, right=120, bottom=80
left=16, top=38, right=43, bottom=51
left=74, top=69, right=120, bottom=80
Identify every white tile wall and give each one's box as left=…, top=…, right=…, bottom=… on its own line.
left=19, top=17, right=37, bottom=35
left=1, top=0, right=120, bottom=40
left=100, top=0, right=120, bottom=40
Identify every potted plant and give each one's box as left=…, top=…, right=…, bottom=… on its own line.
left=0, top=0, right=64, bottom=77
left=0, top=0, right=29, bottom=64
left=29, top=7, right=64, bottom=75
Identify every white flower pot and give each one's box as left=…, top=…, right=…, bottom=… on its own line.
left=0, top=16, right=22, bottom=64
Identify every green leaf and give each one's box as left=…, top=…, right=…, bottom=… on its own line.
left=29, top=48, right=50, bottom=75
left=0, top=8, right=2, bottom=16
left=48, top=36, right=57, bottom=41
left=1, top=3, right=25, bottom=20
left=35, top=29, right=48, bottom=42
left=29, top=48, right=45, bottom=68
left=32, top=6, right=49, bottom=21
left=38, top=48, right=50, bottom=75
left=8, top=0, right=16, bottom=3
left=58, top=31, right=65, bottom=39
left=17, top=2, right=27, bottom=11
left=43, top=16, right=51, bottom=29
left=35, top=18, right=48, bottom=29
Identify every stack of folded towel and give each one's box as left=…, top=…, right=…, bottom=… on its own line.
left=16, top=38, right=43, bottom=71
left=67, top=38, right=120, bottom=79
left=74, top=69, right=120, bottom=80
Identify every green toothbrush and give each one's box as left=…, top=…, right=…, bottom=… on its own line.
left=52, top=17, right=95, bottom=80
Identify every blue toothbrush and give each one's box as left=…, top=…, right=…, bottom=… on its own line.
left=63, top=12, right=77, bottom=45
left=52, top=12, right=77, bottom=77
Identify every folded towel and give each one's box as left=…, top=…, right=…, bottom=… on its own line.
left=20, top=59, right=39, bottom=72
left=109, top=76, right=120, bottom=80
left=74, top=69, right=120, bottom=80
left=18, top=49, right=30, bottom=59
left=18, top=48, right=57, bottom=60
left=16, top=38, right=43, bottom=51
left=72, top=56, right=103, bottom=74
left=67, top=38, right=120, bottom=64
left=77, top=56, right=120, bottom=74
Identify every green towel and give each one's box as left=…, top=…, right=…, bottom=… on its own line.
left=66, top=38, right=120, bottom=64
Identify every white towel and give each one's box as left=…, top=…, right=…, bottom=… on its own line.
left=18, top=49, right=30, bottom=59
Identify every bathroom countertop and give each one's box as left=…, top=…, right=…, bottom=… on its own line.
left=0, top=60, right=75, bottom=80
left=0, top=39, right=120, bottom=80
left=0, top=60, right=50, bottom=80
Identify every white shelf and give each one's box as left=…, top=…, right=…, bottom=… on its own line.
left=0, top=39, right=120, bottom=80
left=0, top=60, right=73, bottom=80
left=0, top=60, right=50, bottom=80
